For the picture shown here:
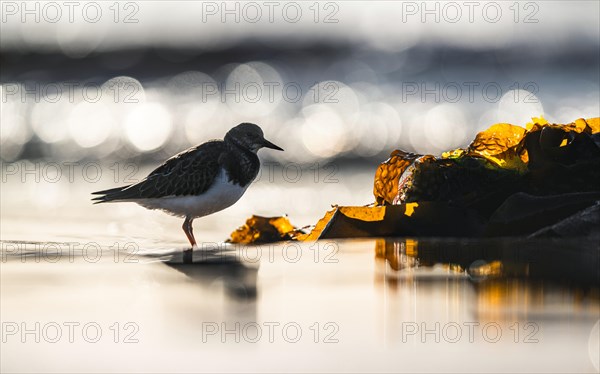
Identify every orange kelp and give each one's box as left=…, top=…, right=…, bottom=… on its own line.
left=297, top=203, right=483, bottom=240
left=374, top=117, right=599, bottom=210
left=230, top=117, right=600, bottom=243
left=229, top=215, right=305, bottom=243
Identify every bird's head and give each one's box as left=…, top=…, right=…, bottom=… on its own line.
left=225, top=123, right=284, bottom=152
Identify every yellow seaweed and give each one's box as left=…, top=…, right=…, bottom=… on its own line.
left=229, top=215, right=302, bottom=244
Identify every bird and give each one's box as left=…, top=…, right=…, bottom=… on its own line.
left=92, top=123, right=283, bottom=263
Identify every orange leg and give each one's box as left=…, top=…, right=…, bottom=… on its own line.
left=182, top=217, right=196, bottom=264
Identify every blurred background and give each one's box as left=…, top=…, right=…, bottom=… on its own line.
left=2, top=1, right=599, bottom=163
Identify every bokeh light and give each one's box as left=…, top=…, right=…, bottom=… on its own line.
left=497, top=89, right=544, bottom=125
left=68, top=102, right=115, bottom=148
left=301, top=104, right=347, bottom=159
left=124, top=103, right=173, bottom=152
left=0, top=3, right=597, bottom=163
left=31, top=100, right=71, bottom=143
left=424, top=104, right=469, bottom=153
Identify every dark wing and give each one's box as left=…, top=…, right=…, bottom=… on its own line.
left=92, top=141, right=225, bottom=203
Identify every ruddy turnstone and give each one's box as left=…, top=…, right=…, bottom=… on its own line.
left=92, top=123, right=283, bottom=263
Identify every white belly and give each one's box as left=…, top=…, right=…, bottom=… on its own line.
left=136, top=169, right=248, bottom=218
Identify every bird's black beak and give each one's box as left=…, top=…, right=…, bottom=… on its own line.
left=262, top=138, right=284, bottom=151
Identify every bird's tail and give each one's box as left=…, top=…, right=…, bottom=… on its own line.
left=91, top=186, right=131, bottom=204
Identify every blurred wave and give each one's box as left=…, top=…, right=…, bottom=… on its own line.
left=1, top=1, right=598, bottom=163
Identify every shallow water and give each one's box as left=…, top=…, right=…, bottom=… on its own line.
left=1, top=166, right=599, bottom=373
left=1, top=238, right=599, bottom=373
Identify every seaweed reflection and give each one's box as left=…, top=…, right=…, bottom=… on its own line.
left=375, top=238, right=600, bottom=321
left=375, top=238, right=600, bottom=286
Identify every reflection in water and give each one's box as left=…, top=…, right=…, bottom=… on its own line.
left=375, top=237, right=600, bottom=285
left=165, top=247, right=259, bottom=301
left=375, top=238, right=600, bottom=323
left=1, top=238, right=599, bottom=372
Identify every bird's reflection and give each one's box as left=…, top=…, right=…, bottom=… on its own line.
left=163, top=246, right=259, bottom=301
